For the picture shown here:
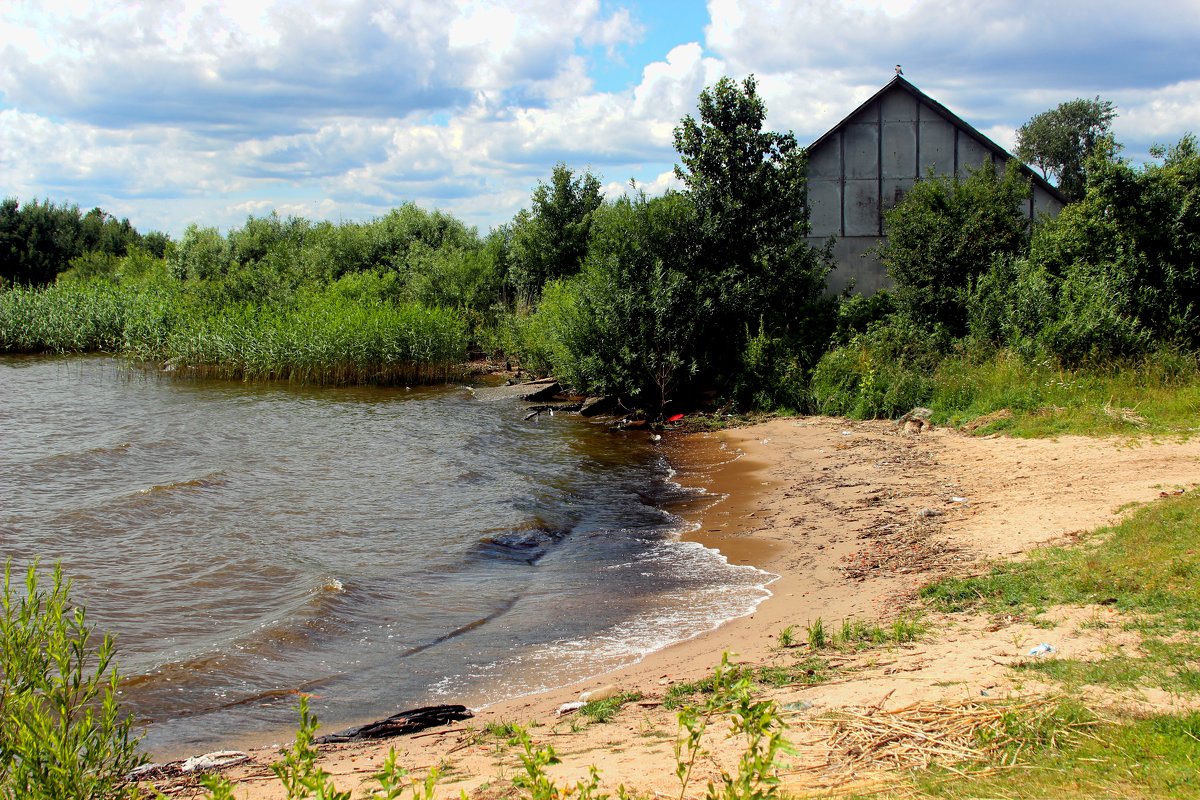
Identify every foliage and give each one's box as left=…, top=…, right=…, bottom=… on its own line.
left=1028, top=134, right=1200, bottom=350
left=524, top=190, right=704, bottom=407
left=0, top=197, right=151, bottom=286
left=511, top=726, right=609, bottom=800
left=579, top=691, right=644, bottom=725
left=674, top=653, right=791, bottom=800
left=508, top=164, right=604, bottom=304
left=880, top=160, right=1032, bottom=337
left=673, top=74, right=832, bottom=391
left=201, top=700, right=441, bottom=800
left=0, top=281, right=467, bottom=385
left=809, top=315, right=947, bottom=419
left=0, top=561, right=145, bottom=800
left=1015, top=96, right=1118, bottom=201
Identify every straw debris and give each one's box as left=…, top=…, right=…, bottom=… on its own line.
left=785, top=697, right=1098, bottom=783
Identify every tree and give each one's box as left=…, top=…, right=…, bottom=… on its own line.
left=672, top=75, right=831, bottom=389
left=507, top=164, right=604, bottom=304
left=1015, top=97, right=1118, bottom=202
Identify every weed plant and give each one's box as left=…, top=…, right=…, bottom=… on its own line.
left=901, top=705, right=1200, bottom=798
left=0, top=561, right=145, bottom=800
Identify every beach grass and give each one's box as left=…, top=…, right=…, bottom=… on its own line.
left=884, top=491, right=1200, bottom=797
left=929, top=348, right=1200, bottom=438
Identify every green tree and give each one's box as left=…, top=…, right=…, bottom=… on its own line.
left=672, top=74, right=831, bottom=389
left=507, top=164, right=604, bottom=304
left=1015, top=97, right=1118, bottom=202
left=881, top=160, right=1032, bottom=336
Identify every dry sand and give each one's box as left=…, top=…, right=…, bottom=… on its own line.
left=149, top=417, right=1200, bottom=798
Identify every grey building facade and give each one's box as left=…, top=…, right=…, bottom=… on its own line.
left=806, top=76, right=1066, bottom=295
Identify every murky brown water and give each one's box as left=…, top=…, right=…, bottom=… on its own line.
left=0, top=355, right=771, bottom=757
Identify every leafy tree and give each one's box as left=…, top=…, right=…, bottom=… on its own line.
left=507, top=164, right=603, bottom=304
left=1027, top=133, right=1200, bottom=350
left=881, top=160, right=1032, bottom=336
left=672, top=74, right=831, bottom=389
left=1015, top=97, right=1118, bottom=202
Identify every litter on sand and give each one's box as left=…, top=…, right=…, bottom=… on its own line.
left=1028, top=643, right=1055, bottom=657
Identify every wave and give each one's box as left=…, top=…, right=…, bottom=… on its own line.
left=136, top=472, right=228, bottom=495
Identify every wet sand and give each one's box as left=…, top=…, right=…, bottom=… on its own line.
left=147, top=416, right=1200, bottom=798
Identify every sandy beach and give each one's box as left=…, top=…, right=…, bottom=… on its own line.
left=149, top=416, right=1200, bottom=798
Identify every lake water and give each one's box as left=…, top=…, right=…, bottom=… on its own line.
left=0, top=355, right=772, bottom=757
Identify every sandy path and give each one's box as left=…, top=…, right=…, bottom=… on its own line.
left=148, top=418, right=1200, bottom=798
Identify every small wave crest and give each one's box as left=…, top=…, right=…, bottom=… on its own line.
left=137, top=472, right=228, bottom=495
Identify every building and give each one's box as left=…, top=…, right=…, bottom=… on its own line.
left=806, top=75, right=1067, bottom=295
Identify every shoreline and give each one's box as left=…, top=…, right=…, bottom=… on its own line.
left=147, top=416, right=1200, bottom=798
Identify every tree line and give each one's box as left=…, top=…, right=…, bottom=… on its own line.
left=3, top=83, right=1197, bottom=419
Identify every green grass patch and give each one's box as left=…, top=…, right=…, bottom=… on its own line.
left=1, top=281, right=469, bottom=385
left=920, top=492, right=1200, bottom=626
left=902, top=709, right=1200, bottom=799
left=662, top=658, right=832, bottom=710
left=930, top=349, right=1200, bottom=437
left=577, top=691, right=643, bottom=724
left=922, top=492, right=1200, bottom=701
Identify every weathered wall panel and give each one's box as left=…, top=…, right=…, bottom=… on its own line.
left=881, top=122, right=917, bottom=179
left=881, top=178, right=915, bottom=214
left=1033, top=186, right=1061, bottom=219
left=880, top=90, right=918, bottom=123
left=919, top=112, right=955, bottom=174
left=804, top=80, right=1066, bottom=295
left=844, top=124, right=879, bottom=180
left=844, top=180, right=880, bottom=236
left=808, top=179, right=842, bottom=235
left=957, top=135, right=992, bottom=176
left=819, top=237, right=887, bottom=295
left=808, top=134, right=841, bottom=179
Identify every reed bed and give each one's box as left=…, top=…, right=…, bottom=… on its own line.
left=1, top=282, right=468, bottom=385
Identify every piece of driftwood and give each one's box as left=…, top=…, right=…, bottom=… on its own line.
left=314, top=704, right=473, bottom=744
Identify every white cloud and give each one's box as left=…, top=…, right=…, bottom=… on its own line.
left=3, top=0, right=1199, bottom=237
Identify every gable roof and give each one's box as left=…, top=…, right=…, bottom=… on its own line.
left=807, top=75, right=1068, bottom=205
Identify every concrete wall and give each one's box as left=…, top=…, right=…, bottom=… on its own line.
left=807, top=84, right=1064, bottom=295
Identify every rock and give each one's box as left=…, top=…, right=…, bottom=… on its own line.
left=580, top=395, right=617, bottom=417
left=898, top=407, right=934, bottom=435
left=521, top=381, right=562, bottom=402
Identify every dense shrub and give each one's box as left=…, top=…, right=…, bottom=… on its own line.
left=881, top=160, right=1031, bottom=337
left=809, top=316, right=946, bottom=418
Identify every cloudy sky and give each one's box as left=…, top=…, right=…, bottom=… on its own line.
left=3, top=0, right=1199, bottom=237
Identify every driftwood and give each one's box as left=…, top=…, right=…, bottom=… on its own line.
left=314, top=704, right=473, bottom=744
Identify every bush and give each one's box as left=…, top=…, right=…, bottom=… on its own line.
left=809, top=316, right=945, bottom=418
left=1, top=561, right=145, bottom=799
left=881, top=160, right=1032, bottom=337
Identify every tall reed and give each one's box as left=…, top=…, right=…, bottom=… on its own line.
left=2, top=282, right=469, bottom=386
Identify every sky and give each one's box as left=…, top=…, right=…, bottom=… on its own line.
left=2, top=0, right=1199, bottom=237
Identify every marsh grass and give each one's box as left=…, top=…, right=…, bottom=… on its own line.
left=1, top=282, right=468, bottom=385
left=891, top=708, right=1200, bottom=799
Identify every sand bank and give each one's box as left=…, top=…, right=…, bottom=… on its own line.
left=154, top=417, right=1200, bottom=798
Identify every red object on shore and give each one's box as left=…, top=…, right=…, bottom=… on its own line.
left=666, top=413, right=685, bottom=423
